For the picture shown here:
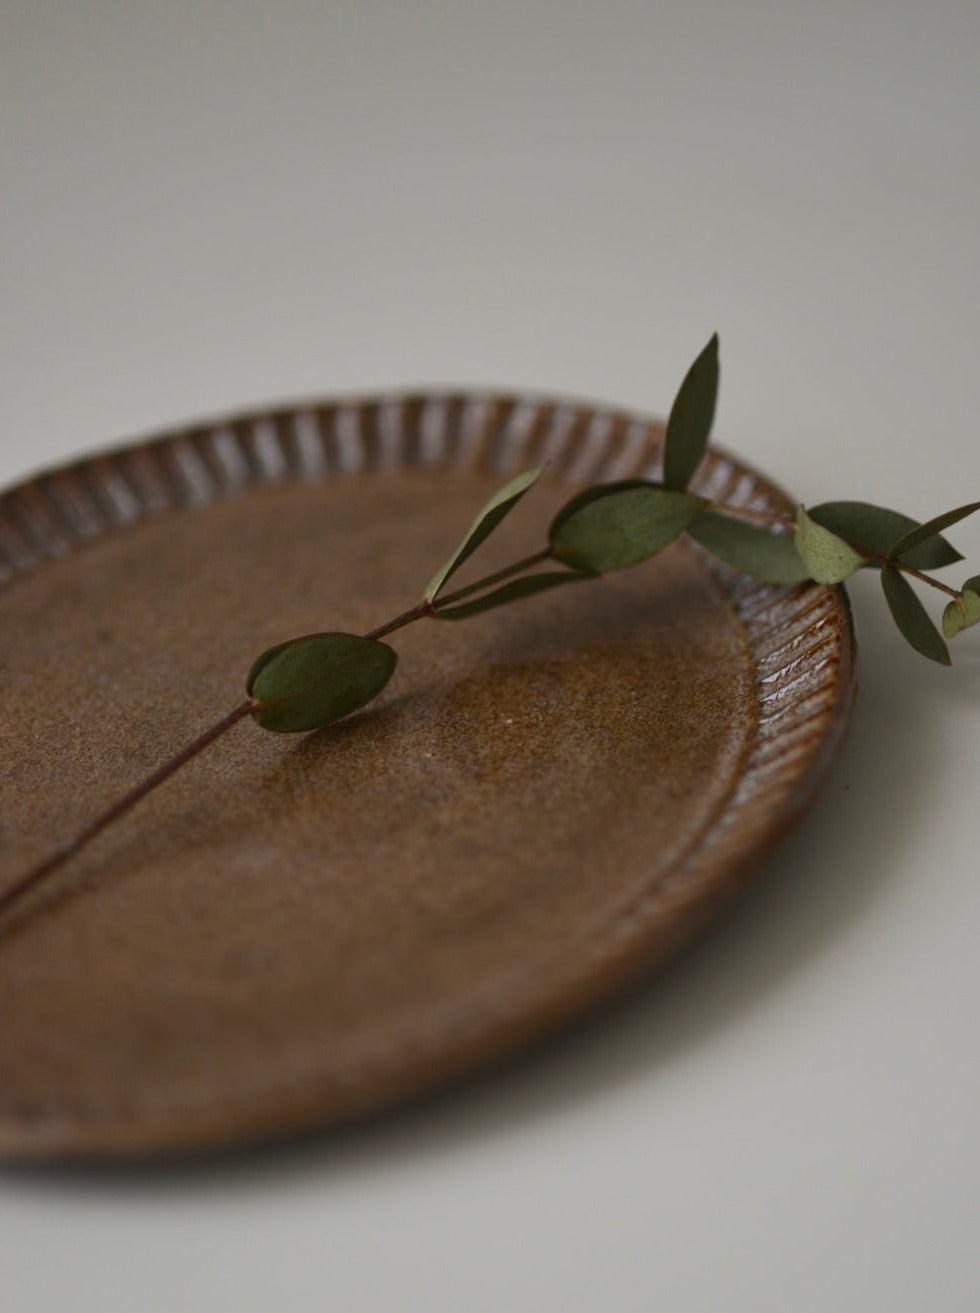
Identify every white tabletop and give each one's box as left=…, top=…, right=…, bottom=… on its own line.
left=3, top=3, right=979, bottom=1309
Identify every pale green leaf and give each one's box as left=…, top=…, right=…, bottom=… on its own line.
left=433, top=570, right=590, bottom=620
left=663, top=334, right=720, bottom=491
left=550, top=484, right=707, bottom=573
left=943, top=577, right=980, bottom=637
left=880, top=567, right=951, bottom=665
left=795, top=506, right=867, bottom=583
left=687, top=511, right=810, bottom=584
left=424, top=467, right=542, bottom=603
left=249, top=632, right=398, bottom=733
left=808, top=501, right=963, bottom=570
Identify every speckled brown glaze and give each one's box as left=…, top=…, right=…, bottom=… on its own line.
left=0, top=393, right=856, bottom=1160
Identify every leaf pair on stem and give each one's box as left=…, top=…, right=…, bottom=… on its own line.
left=247, top=337, right=719, bottom=732
left=795, top=502, right=980, bottom=663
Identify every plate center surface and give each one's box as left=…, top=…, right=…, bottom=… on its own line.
left=0, top=469, right=752, bottom=1136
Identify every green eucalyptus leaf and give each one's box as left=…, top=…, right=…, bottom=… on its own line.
left=942, top=577, right=980, bottom=637
left=424, top=467, right=542, bottom=603
left=795, top=507, right=867, bottom=583
left=550, top=484, right=706, bottom=574
left=663, top=334, right=720, bottom=491
left=888, top=501, right=980, bottom=560
left=249, top=632, right=398, bottom=733
left=246, top=638, right=296, bottom=694
left=687, top=512, right=810, bottom=584
left=807, top=501, right=963, bottom=570
left=548, top=479, right=652, bottom=538
left=433, top=570, right=590, bottom=620
left=880, top=567, right=951, bottom=665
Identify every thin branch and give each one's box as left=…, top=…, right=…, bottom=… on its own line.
left=2, top=548, right=556, bottom=917
left=877, top=557, right=960, bottom=599
left=708, top=502, right=796, bottom=530
left=433, top=548, right=553, bottom=609
left=709, top=501, right=962, bottom=599
left=365, top=601, right=433, bottom=641
left=1, top=700, right=255, bottom=919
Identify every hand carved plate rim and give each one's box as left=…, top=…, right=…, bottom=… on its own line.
left=0, top=390, right=857, bottom=1161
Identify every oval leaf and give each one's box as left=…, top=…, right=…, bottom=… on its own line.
left=550, top=484, right=706, bottom=574
left=246, top=637, right=296, bottom=694
left=424, top=467, right=542, bottom=603
left=663, top=334, right=720, bottom=491
left=887, top=501, right=980, bottom=561
left=808, top=501, right=963, bottom=570
left=687, top=511, right=810, bottom=584
left=880, top=567, right=951, bottom=665
left=943, top=577, right=980, bottom=638
left=795, top=506, right=866, bottom=583
left=433, top=570, right=590, bottom=620
left=249, top=632, right=397, bottom=733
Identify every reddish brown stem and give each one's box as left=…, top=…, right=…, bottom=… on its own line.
left=1, top=699, right=255, bottom=919
left=3, top=548, right=559, bottom=919
left=365, top=601, right=433, bottom=640
left=364, top=549, right=555, bottom=639
left=873, top=557, right=960, bottom=599
left=709, top=501, right=961, bottom=599
left=709, top=502, right=797, bottom=530
left=434, top=548, right=553, bottom=609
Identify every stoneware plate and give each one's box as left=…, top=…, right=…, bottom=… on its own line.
left=0, top=392, right=856, bottom=1161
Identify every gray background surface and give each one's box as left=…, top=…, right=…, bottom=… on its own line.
left=2, top=2, right=979, bottom=1309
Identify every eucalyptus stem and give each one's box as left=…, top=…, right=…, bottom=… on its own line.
left=869, top=556, right=960, bottom=599
left=710, top=500, right=960, bottom=599
left=364, top=601, right=433, bottom=641
left=435, top=547, right=554, bottom=608
left=364, top=548, right=554, bottom=640
left=1, top=699, right=256, bottom=918
left=2, top=549, right=556, bottom=918
left=709, top=502, right=796, bottom=529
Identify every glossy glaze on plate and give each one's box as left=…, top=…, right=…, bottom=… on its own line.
left=0, top=393, right=856, bottom=1159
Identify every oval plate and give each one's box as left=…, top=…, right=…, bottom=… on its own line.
left=0, top=392, right=855, bottom=1160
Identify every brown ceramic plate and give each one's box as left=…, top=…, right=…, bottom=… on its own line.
left=0, top=392, right=856, bottom=1161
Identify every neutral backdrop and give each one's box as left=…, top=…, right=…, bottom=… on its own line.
left=3, top=3, right=979, bottom=1310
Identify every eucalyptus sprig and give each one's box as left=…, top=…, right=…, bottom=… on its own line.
left=5, top=335, right=980, bottom=916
